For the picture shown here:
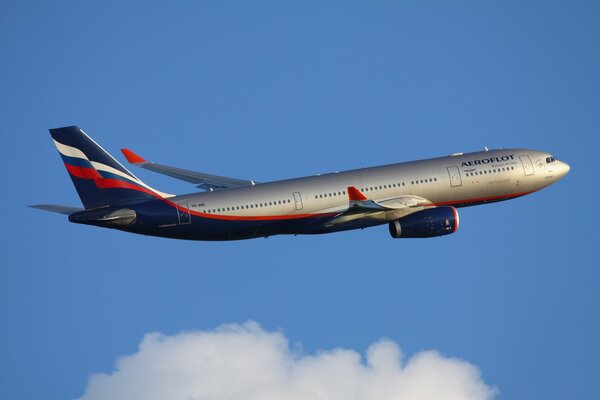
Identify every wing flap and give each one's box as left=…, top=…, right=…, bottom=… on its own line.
left=327, top=187, right=431, bottom=226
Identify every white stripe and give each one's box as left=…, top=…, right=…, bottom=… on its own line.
left=53, top=139, right=88, bottom=160
left=54, top=137, right=174, bottom=199
left=91, top=161, right=143, bottom=184
left=79, top=129, right=141, bottom=181
left=91, top=161, right=174, bottom=198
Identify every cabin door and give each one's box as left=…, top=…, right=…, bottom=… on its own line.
left=177, top=202, right=191, bottom=225
left=447, top=166, right=463, bottom=187
left=293, top=192, right=303, bottom=210
left=519, top=155, right=535, bottom=176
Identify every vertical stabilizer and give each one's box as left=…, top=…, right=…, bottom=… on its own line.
left=50, top=126, right=170, bottom=209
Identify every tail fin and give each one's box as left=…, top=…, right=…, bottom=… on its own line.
left=50, top=126, right=171, bottom=209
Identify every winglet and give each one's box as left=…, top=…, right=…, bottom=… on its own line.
left=121, top=148, right=147, bottom=164
left=347, top=186, right=368, bottom=201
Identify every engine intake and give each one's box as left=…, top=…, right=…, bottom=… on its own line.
left=389, top=207, right=459, bottom=238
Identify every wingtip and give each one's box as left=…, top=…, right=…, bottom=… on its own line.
left=121, top=148, right=147, bottom=164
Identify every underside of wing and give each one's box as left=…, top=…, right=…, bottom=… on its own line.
left=327, top=186, right=432, bottom=226
left=121, top=149, right=258, bottom=191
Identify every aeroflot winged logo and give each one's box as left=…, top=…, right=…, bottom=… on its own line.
left=461, top=155, right=515, bottom=167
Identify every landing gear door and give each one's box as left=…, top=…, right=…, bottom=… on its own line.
left=177, top=203, right=191, bottom=225
left=293, top=192, right=303, bottom=210
left=447, top=166, right=463, bottom=187
left=519, top=155, right=535, bottom=176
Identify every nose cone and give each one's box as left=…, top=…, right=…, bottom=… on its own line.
left=559, top=161, right=571, bottom=178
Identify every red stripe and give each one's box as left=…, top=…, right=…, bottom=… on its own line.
left=94, top=178, right=158, bottom=197
left=65, top=163, right=103, bottom=179
left=426, top=190, right=535, bottom=207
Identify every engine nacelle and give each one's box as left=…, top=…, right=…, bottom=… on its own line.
left=389, top=206, right=459, bottom=238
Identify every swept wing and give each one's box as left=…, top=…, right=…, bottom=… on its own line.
left=121, top=149, right=257, bottom=191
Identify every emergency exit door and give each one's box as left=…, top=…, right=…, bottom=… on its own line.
left=447, top=166, right=463, bottom=187
left=292, top=192, right=303, bottom=210
left=519, top=155, right=534, bottom=176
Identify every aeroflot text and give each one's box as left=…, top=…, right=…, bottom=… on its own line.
left=461, top=155, right=515, bottom=167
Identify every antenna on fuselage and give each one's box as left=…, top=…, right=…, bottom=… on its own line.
left=484, top=146, right=489, bottom=151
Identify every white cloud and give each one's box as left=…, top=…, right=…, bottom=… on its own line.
left=78, top=321, right=498, bottom=400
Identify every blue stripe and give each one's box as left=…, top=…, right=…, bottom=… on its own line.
left=60, top=153, right=93, bottom=168
left=97, top=169, right=142, bottom=185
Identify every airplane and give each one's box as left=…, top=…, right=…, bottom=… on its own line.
left=31, top=126, right=570, bottom=241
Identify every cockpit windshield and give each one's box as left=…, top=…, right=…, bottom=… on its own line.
left=546, top=156, right=557, bottom=163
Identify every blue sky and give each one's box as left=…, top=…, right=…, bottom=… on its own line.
left=1, top=1, right=598, bottom=399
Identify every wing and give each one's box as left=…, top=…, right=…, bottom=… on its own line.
left=327, top=186, right=432, bottom=226
left=120, top=149, right=258, bottom=191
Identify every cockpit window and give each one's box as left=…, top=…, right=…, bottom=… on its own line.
left=546, top=156, right=557, bottom=163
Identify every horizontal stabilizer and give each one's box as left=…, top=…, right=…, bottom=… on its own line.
left=121, top=148, right=257, bottom=191
left=29, top=204, right=84, bottom=215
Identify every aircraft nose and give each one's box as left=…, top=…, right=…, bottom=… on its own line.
left=560, top=161, right=571, bottom=177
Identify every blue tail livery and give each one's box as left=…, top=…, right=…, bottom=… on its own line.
left=48, top=126, right=171, bottom=209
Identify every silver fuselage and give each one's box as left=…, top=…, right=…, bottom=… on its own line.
left=171, top=148, right=569, bottom=226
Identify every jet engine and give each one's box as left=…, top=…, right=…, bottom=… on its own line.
left=389, top=206, right=459, bottom=238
